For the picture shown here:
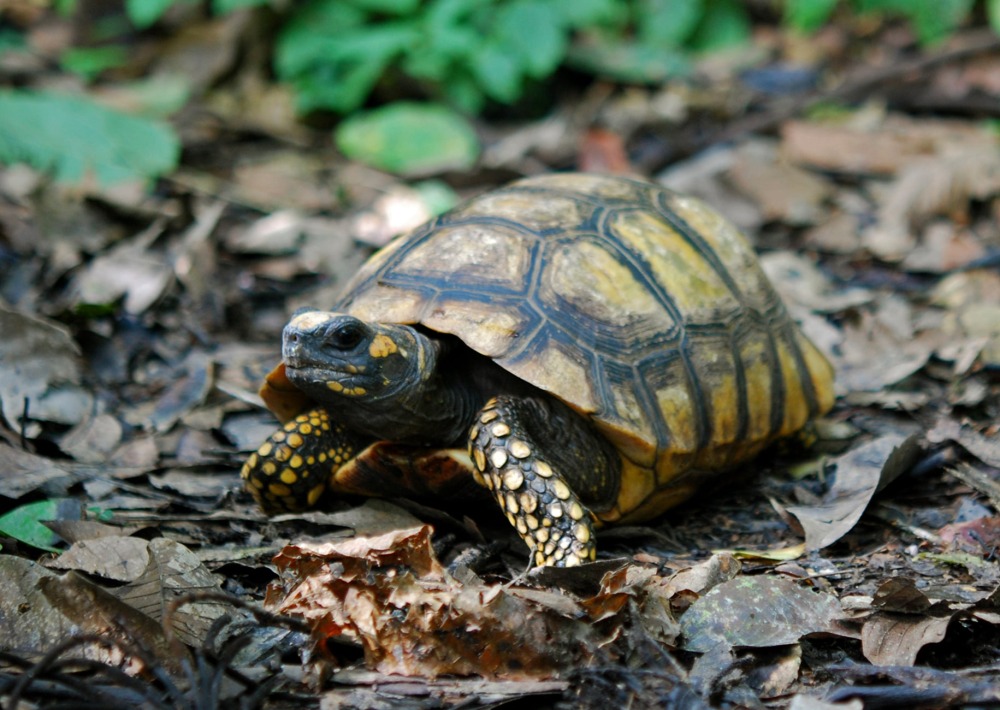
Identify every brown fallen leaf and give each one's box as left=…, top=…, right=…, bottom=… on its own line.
left=0, top=443, right=80, bottom=499
left=270, top=526, right=620, bottom=678
left=46, top=535, right=152, bottom=582
left=781, top=115, right=997, bottom=176
left=787, top=434, right=923, bottom=551
left=59, top=413, right=124, bottom=463
left=0, top=304, right=94, bottom=431
left=861, top=612, right=952, bottom=666
left=0, top=555, right=185, bottom=674
left=111, top=538, right=229, bottom=646
left=864, top=151, right=1000, bottom=261
left=872, top=578, right=932, bottom=613
left=938, top=516, right=1000, bottom=553
left=728, top=140, right=833, bottom=226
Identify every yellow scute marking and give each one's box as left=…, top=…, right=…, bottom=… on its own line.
left=799, top=334, right=836, bottom=414
left=706, top=370, right=739, bottom=445
left=655, top=382, right=697, bottom=454
left=504, top=343, right=598, bottom=414
left=544, top=238, right=668, bottom=328
left=369, top=333, right=398, bottom=358
left=667, top=194, right=774, bottom=311
left=738, top=330, right=773, bottom=442
left=776, top=339, right=809, bottom=436
left=609, top=210, right=739, bottom=320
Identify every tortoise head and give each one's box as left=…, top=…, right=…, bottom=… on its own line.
left=281, top=311, right=431, bottom=406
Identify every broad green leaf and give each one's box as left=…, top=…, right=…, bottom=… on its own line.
left=0, top=27, right=26, bottom=53
left=442, top=74, right=487, bottom=114
left=688, top=0, right=751, bottom=53
left=127, top=0, right=195, bottom=28
left=60, top=46, right=128, bottom=80
left=0, top=90, right=180, bottom=185
left=213, top=0, right=271, bottom=11
left=784, top=0, right=839, bottom=32
left=989, top=0, right=1000, bottom=35
left=0, top=500, right=83, bottom=552
left=638, top=0, right=704, bottom=47
left=495, top=0, right=566, bottom=78
left=351, top=0, right=422, bottom=13
left=910, top=0, right=974, bottom=44
left=555, top=0, right=621, bottom=26
left=470, top=43, right=523, bottom=102
left=336, top=102, right=479, bottom=175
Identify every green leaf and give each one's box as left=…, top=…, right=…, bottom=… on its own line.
left=470, top=43, right=524, bottom=102
left=336, top=102, right=479, bottom=175
left=60, top=46, right=128, bottom=80
left=991, top=0, right=1000, bottom=35
left=213, top=0, right=272, bottom=11
left=277, top=19, right=418, bottom=112
left=0, top=90, right=180, bottom=186
left=637, top=0, right=704, bottom=47
left=127, top=0, right=195, bottom=28
left=555, top=0, right=621, bottom=27
left=0, top=27, right=26, bottom=53
left=0, top=500, right=83, bottom=552
left=784, top=0, right=840, bottom=32
left=350, top=0, right=422, bottom=13
left=495, top=0, right=567, bottom=78
left=687, top=0, right=751, bottom=52
left=910, top=0, right=974, bottom=44
left=441, top=74, right=487, bottom=114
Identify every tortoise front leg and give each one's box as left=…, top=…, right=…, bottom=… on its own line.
left=468, top=395, right=622, bottom=567
left=242, top=407, right=367, bottom=514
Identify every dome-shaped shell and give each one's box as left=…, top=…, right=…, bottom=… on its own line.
left=335, top=173, right=834, bottom=519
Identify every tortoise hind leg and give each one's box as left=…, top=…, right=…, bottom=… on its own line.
left=469, top=395, right=621, bottom=567
left=241, top=406, right=367, bottom=514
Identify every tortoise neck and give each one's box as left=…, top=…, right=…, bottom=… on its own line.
left=334, top=328, right=480, bottom=446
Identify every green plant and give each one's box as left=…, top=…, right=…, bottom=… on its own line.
left=784, top=0, right=988, bottom=44
left=275, top=0, right=759, bottom=114
left=275, top=0, right=621, bottom=114
left=0, top=90, right=180, bottom=185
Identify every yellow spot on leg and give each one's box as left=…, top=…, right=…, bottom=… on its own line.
left=502, top=469, right=524, bottom=490
left=509, top=440, right=531, bottom=459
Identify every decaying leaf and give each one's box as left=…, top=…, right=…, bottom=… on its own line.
left=110, top=538, right=228, bottom=647
left=864, top=151, right=1000, bottom=261
left=0, top=555, right=184, bottom=673
left=0, top=443, right=80, bottom=499
left=0, top=304, right=94, bottom=429
left=680, top=576, right=842, bottom=653
left=46, top=535, right=156, bottom=582
left=728, top=140, right=833, bottom=226
left=270, top=526, right=617, bottom=678
left=787, top=434, right=923, bottom=551
left=781, top=115, right=998, bottom=177
left=862, top=580, right=952, bottom=666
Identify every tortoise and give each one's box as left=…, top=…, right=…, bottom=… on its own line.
left=241, top=173, right=835, bottom=567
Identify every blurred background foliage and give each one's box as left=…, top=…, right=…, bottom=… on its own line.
left=1, top=0, right=999, bottom=183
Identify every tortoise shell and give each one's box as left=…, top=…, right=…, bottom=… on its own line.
left=259, top=173, right=834, bottom=525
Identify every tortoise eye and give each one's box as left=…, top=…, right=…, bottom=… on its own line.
left=328, top=321, right=366, bottom=350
